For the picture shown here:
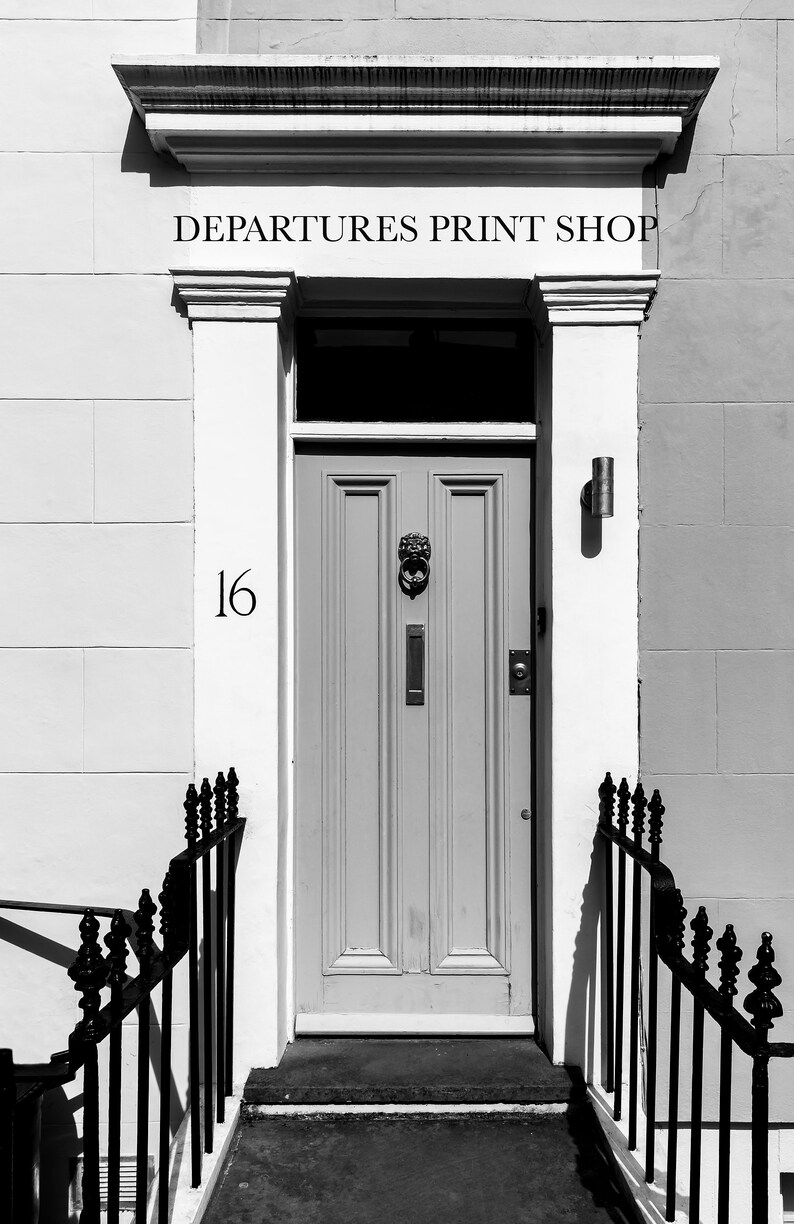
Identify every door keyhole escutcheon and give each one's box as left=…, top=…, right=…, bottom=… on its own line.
left=509, top=649, right=531, bottom=695
left=398, top=532, right=431, bottom=598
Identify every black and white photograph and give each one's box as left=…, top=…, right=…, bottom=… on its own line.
left=1, top=3, right=792, bottom=1222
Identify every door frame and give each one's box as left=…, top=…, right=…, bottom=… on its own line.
left=173, top=269, right=654, bottom=1071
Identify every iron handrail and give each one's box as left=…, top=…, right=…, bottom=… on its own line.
left=0, top=901, right=126, bottom=918
left=598, top=821, right=794, bottom=1061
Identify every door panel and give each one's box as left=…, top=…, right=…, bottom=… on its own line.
left=296, top=450, right=531, bottom=1022
left=431, top=475, right=507, bottom=974
left=322, top=475, right=399, bottom=974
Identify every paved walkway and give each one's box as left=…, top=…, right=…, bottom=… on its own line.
left=205, top=1108, right=638, bottom=1224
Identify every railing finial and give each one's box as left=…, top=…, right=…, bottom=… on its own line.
left=199, top=778, right=213, bottom=840
left=648, top=789, right=664, bottom=849
left=672, top=888, right=688, bottom=954
left=184, top=782, right=199, bottom=848
left=134, top=889, right=157, bottom=975
left=214, top=771, right=227, bottom=828
left=616, top=778, right=630, bottom=835
left=631, top=781, right=647, bottom=843
left=717, top=923, right=742, bottom=1004
left=104, top=909, right=130, bottom=992
left=67, top=909, right=108, bottom=1040
left=598, top=772, right=616, bottom=826
left=691, top=905, right=713, bottom=980
left=227, top=766, right=239, bottom=823
left=744, top=932, right=784, bottom=1040
left=159, top=871, right=178, bottom=956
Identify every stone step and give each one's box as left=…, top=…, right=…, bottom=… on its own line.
left=243, top=1038, right=584, bottom=1107
left=204, top=1106, right=640, bottom=1224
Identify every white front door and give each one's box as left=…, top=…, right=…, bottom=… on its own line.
left=295, top=448, right=532, bottom=1029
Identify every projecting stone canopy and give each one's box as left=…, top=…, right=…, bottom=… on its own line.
left=112, top=54, right=719, bottom=175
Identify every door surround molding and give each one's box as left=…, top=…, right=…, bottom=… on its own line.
left=172, top=266, right=657, bottom=1070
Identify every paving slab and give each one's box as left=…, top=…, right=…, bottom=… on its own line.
left=205, top=1108, right=638, bottom=1224
left=244, top=1038, right=583, bottom=1106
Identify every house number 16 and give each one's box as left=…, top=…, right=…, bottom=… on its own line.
left=216, top=569, right=257, bottom=617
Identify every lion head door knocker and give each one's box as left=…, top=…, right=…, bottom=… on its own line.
left=398, top=533, right=431, bottom=599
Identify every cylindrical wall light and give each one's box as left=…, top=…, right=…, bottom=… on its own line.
left=580, top=456, right=614, bottom=518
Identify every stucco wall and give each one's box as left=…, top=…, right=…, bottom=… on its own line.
left=196, top=1, right=794, bottom=1041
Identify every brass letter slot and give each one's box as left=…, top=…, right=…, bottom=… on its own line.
left=406, top=625, right=425, bottom=705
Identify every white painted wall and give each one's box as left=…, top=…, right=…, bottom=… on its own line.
left=187, top=283, right=297, bottom=1075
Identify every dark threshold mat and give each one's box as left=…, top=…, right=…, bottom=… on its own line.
left=244, top=1038, right=583, bottom=1105
left=205, top=1109, right=639, bottom=1224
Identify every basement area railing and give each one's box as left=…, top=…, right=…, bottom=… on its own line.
left=597, top=772, right=794, bottom=1224
left=0, top=767, right=245, bottom=1224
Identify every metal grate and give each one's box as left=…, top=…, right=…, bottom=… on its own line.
left=71, top=1155, right=154, bottom=1211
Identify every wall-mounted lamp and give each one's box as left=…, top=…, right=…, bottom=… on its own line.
left=580, top=457, right=614, bottom=518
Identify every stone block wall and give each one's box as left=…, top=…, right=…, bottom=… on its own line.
left=0, top=3, right=198, bottom=1060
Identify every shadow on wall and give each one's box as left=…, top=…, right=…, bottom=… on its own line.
left=581, top=504, right=603, bottom=558
left=119, top=113, right=191, bottom=186
left=39, top=1088, right=79, bottom=1224
left=564, top=833, right=608, bottom=1088
left=0, top=915, right=76, bottom=971
left=653, top=119, right=696, bottom=189
left=566, top=1101, right=639, bottom=1224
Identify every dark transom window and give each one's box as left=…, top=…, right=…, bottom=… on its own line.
left=295, top=318, right=534, bottom=423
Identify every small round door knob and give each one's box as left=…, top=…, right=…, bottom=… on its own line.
left=511, top=661, right=528, bottom=682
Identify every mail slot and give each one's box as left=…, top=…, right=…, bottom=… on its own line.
left=406, top=624, right=425, bottom=705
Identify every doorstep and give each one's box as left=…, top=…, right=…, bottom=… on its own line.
left=243, top=1037, right=585, bottom=1107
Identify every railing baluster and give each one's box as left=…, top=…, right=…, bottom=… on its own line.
left=598, top=774, right=616, bottom=1094
left=0, top=1049, right=14, bottom=1219
left=645, top=790, right=664, bottom=1183
left=158, top=872, right=178, bottom=1224
left=184, top=783, right=202, bottom=1188
left=67, top=910, right=107, bottom=1224
left=214, top=773, right=227, bottom=1121
left=82, top=1047, right=100, bottom=1224
left=665, top=890, right=686, bottom=1223
left=628, top=782, right=646, bottom=1151
left=199, top=778, right=215, bottom=1153
left=745, top=932, right=783, bottom=1224
left=689, top=905, right=712, bottom=1224
left=104, top=910, right=130, bottom=1224
left=614, top=777, right=630, bottom=1122
left=225, top=768, right=239, bottom=1091
left=134, top=889, right=157, bottom=1222
left=716, top=924, right=742, bottom=1224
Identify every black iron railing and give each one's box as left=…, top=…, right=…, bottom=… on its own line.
left=0, top=767, right=245, bottom=1224
left=597, top=772, right=794, bottom=1224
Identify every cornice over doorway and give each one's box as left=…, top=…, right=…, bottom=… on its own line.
left=112, top=54, right=718, bottom=175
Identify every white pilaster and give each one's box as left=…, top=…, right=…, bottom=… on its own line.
left=172, top=269, right=299, bottom=1077
left=528, top=271, right=659, bottom=1071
